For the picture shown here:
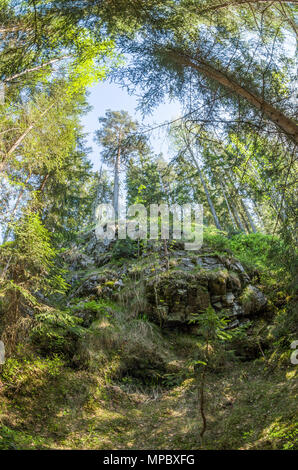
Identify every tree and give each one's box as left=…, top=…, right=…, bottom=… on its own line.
left=0, top=77, right=94, bottom=245
left=170, top=123, right=223, bottom=230
left=190, top=307, right=232, bottom=444
left=126, top=153, right=166, bottom=207
left=115, top=2, right=297, bottom=145
left=95, top=110, right=149, bottom=220
left=0, top=210, right=67, bottom=352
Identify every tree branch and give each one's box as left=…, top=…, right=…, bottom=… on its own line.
left=198, top=0, right=298, bottom=15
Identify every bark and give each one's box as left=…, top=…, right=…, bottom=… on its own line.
left=238, top=202, right=252, bottom=232
left=0, top=26, right=23, bottom=33
left=168, top=51, right=298, bottom=144
left=253, top=201, right=265, bottom=229
left=227, top=169, right=257, bottom=232
left=38, top=174, right=50, bottom=193
left=93, top=166, right=103, bottom=218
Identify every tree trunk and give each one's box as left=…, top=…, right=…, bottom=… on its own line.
left=93, top=166, right=103, bottom=218
left=238, top=202, right=251, bottom=232
left=187, top=145, right=223, bottom=230
left=38, top=174, right=50, bottom=193
left=227, top=170, right=257, bottom=232
left=240, top=199, right=257, bottom=233
left=169, top=51, right=298, bottom=144
left=253, top=201, right=265, bottom=230
left=230, top=199, right=246, bottom=232
left=220, top=181, right=238, bottom=229
left=113, top=138, right=121, bottom=221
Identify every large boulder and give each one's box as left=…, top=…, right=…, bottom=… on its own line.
left=240, top=285, right=267, bottom=316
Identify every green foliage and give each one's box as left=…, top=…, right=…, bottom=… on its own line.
left=31, top=309, right=84, bottom=357
left=1, top=351, right=64, bottom=386
left=126, top=155, right=168, bottom=207
left=0, top=212, right=69, bottom=353
left=204, top=229, right=297, bottom=289
left=267, top=422, right=298, bottom=450
left=1, top=211, right=67, bottom=297
left=0, top=425, right=46, bottom=450
left=111, top=239, right=137, bottom=260
left=95, top=110, right=147, bottom=168
left=190, top=306, right=232, bottom=343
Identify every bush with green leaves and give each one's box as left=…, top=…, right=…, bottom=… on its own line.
left=30, top=308, right=85, bottom=358
left=111, top=239, right=137, bottom=260
left=0, top=211, right=68, bottom=352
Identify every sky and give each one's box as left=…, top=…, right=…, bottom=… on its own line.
left=81, top=80, right=181, bottom=172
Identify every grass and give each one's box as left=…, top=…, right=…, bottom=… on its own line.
left=1, top=353, right=297, bottom=450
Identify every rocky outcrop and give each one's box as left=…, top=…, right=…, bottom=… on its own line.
left=145, top=271, right=211, bottom=326
left=66, top=237, right=267, bottom=329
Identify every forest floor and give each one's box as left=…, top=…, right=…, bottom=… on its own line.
left=1, top=233, right=297, bottom=450
left=0, top=344, right=297, bottom=450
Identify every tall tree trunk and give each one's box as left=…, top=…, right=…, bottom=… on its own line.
left=113, top=137, right=122, bottom=221
left=38, top=174, right=50, bottom=193
left=93, top=166, right=103, bottom=218
left=219, top=180, right=237, bottom=229
left=169, top=51, right=298, bottom=144
left=230, top=198, right=246, bottom=232
left=253, top=201, right=265, bottom=230
left=187, top=145, right=223, bottom=230
left=238, top=202, right=251, bottom=232
left=227, top=170, right=257, bottom=233
left=240, top=199, right=257, bottom=233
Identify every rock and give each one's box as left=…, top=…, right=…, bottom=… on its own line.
left=225, top=319, right=240, bottom=330
left=208, top=270, right=228, bottom=295
left=114, top=279, right=124, bottom=289
left=179, top=258, right=195, bottom=271
left=232, top=302, right=244, bottom=317
left=63, top=247, right=94, bottom=271
left=224, top=292, right=235, bottom=306
left=241, top=285, right=267, bottom=316
left=213, top=302, right=223, bottom=310
left=229, top=261, right=250, bottom=284
left=146, top=272, right=210, bottom=326
left=199, top=256, right=226, bottom=270
left=227, top=272, right=242, bottom=291
left=230, top=261, right=246, bottom=274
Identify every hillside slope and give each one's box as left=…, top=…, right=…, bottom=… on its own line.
left=0, top=231, right=297, bottom=450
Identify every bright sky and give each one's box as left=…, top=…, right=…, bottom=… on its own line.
left=81, top=80, right=181, bottom=171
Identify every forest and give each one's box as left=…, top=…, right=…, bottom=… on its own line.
left=0, top=0, right=297, bottom=452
